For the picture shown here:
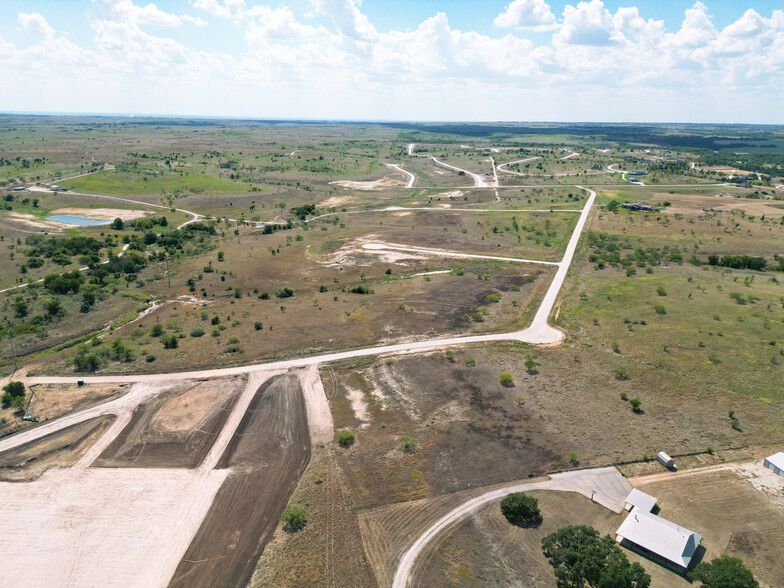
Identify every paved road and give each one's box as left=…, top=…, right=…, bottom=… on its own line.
left=23, top=186, right=595, bottom=385
left=496, top=157, right=540, bottom=176
left=392, top=466, right=631, bottom=588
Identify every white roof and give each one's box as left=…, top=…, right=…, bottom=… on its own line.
left=765, top=452, right=784, bottom=470
left=625, top=489, right=657, bottom=513
left=616, top=510, right=701, bottom=569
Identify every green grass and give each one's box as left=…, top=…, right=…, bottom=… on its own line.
left=60, top=170, right=253, bottom=196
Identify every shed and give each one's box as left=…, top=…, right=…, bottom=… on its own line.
left=616, top=510, right=702, bottom=570
left=764, top=452, right=784, bottom=477
left=624, top=489, right=657, bottom=513
left=657, top=451, right=675, bottom=469
left=13, top=186, right=26, bottom=191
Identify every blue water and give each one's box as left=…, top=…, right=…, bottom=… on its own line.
left=47, top=215, right=112, bottom=226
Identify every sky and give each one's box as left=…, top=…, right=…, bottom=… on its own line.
left=0, top=0, right=782, bottom=123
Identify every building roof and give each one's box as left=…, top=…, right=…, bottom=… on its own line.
left=765, top=452, right=784, bottom=470
left=625, top=489, right=657, bottom=513
left=616, top=510, right=701, bottom=569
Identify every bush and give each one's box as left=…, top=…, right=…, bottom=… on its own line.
left=280, top=504, right=308, bottom=532
left=500, top=492, right=541, bottom=526
left=275, top=287, right=294, bottom=298
left=254, top=321, right=263, bottom=330
left=656, top=286, right=667, bottom=296
left=73, top=353, right=100, bottom=372
left=150, top=323, right=164, bottom=337
left=336, top=428, right=355, bottom=448
left=629, top=398, right=642, bottom=412
left=161, top=334, right=178, bottom=349
left=399, top=435, right=418, bottom=454
left=2, top=381, right=25, bottom=399
left=525, top=358, right=538, bottom=374
left=613, top=367, right=631, bottom=381
left=542, top=525, right=650, bottom=588
left=145, top=354, right=156, bottom=363
left=653, top=304, right=667, bottom=314
left=190, top=327, right=205, bottom=337
left=689, top=555, right=758, bottom=588
left=499, top=373, right=514, bottom=387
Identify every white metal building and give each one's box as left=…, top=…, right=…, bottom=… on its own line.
left=616, top=509, right=702, bottom=570
left=624, top=489, right=657, bottom=513
left=764, top=452, right=784, bottom=477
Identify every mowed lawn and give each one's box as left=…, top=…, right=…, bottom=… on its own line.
left=61, top=170, right=254, bottom=196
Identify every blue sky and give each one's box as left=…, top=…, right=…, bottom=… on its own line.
left=1, top=1, right=783, bottom=122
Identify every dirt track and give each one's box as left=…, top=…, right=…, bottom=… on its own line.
left=169, top=373, right=311, bottom=588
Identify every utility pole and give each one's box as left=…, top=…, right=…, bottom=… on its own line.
left=8, top=331, right=17, bottom=373
left=236, top=220, right=241, bottom=245
left=165, top=255, right=171, bottom=289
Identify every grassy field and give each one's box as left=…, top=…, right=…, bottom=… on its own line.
left=60, top=169, right=254, bottom=196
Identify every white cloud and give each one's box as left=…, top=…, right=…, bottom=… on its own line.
left=494, top=0, right=558, bottom=31
left=192, top=0, right=245, bottom=22
left=246, top=6, right=325, bottom=40
left=18, top=12, right=55, bottom=36
left=92, top=0, right=182, bottom=27
left=306, top=0, right=376, bottom=41
left=555, top=0, right=618, bottom=46
left=182, top=15, right=207, bottom=26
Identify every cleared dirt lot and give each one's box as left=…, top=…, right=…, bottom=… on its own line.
left=0, top=467, right=228, bottom=587
left=0, top=415, right=115, bottom=481
left=93, top=378, right=244, bottom=468
left=170, top=373, right=310, bottom=588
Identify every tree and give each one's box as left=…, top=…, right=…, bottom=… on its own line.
left=74, top=353, right=100, bottom=372
left=629, top=398, right=642, bottom=412
left=336, top=428, right=355, bottom=448
left=500, top=492, right=541, bottom=526
left=689, top=556, right=758, bottom=588
left=13, top=297, right=28, bottom=318
left=217, top=250, right=224, bottom=262
left=280, top=504, right=308, bottom=532
left=2, top=381, right=25, bottom=399
left=111, top=217, right=124, bottom=230
left=150, top=323, right=164, bottom=337
left=607, top=200, right=620, bottom=212
left=44, top=298, right=62, bottom=318
left=525, top=358, right=538, bottom=374
left=542, top=525, right=650, bottom=588
left=162, top=334, right=178, bottom=349
left=499, top=373, right=515, bottom=387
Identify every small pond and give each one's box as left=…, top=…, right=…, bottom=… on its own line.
left=47, top=215, right=112, bottom=226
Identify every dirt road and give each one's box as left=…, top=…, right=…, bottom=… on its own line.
left=386, top=163, right=416, bottom=188
left=392, top=466, right=631, bottom=588
left=362, top=242, right=560, bottom=266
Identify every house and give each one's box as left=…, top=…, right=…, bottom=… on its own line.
left=621, top=203, right=656, bottom=213
left=616, top=507, right=702, bottom=571
left=764, top=452, right=784, bottom=477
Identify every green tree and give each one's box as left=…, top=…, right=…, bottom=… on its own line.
left=111, top=217, right=124, bottom=230
left=500, top=492, right=541, bottom=526
left=629, top=398, right=642, bottom=412
left=13, top=297, right=28, bottom=318
left=541, top=525, right=650, bottom=588
left=336, top=428, right=355, bottom=448
left=150, top=323, right=164, bottom=337
left=44, top=298, right=62, bottom=318
left=2, top=381, right=25, bottom=400
left=689, top=555, right=758, bottom=588
left=162, top=334, right=178, bottom=349
left=525, top=358, right=538, bottom=374
left=499, top=373, right=514, bottom=387
left=280, top=504, right=308, bottom=532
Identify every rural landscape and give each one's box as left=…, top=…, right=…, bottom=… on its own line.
left=1, top=0, right=784, bottom=585
left=1, top=116, right=783, bottom=587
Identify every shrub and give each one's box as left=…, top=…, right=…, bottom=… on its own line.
left=190, top=327, right=205, bottom=337
left=445, top=349, right=455, bottom=363
left=465, top=356, right=477, bottom=367
left=525, top=358, right=538, bottom=374
left=567, top=451, right=579, bottom=466
left=73, top=353, right=100, bottom=372
left=613, top=367, right=631, bottom=381
left=161, top=334, right=178, bottom=349
left=254, top=321, right=263, bottom=330
left=629, top=398, right=642, bottom=412
left=349, top=284, right=373, bottom=294
left=259, top=292, right=270, bottom=300
left=150, top=323, right=164, bottom=337
left=280, top=504, right=308, bottom=532
left=656, top=286, right=667, bottom=296
left=227, top=335, right=239, bottom=344
left=500, top=492, right=541, bottom=526
left=653, top=304, right=667, bottom=314
left=499, top=373, right=514, bottom=387
left=399, top=435, right=418, bottom=454
left=145, top=354, right=156, bottom=363
left=2, top=381, right=25, bottom=399
left=211, top=328, right=221, bottom=337
left=275, top=287, right=294, bottom=298
left=336, top=428, right=355, bottom=448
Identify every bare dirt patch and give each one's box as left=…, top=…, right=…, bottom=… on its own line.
left=330, top=177, right=405, bottom=190
left=318, top=195, right=353, bottom=207
left=170, top=373, right=310, bottom=588
left=0, top=415, right=115, bottom=482
left=92, top=378, right=244, bottom=468
left=6, top=212, right=64, bottom=231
